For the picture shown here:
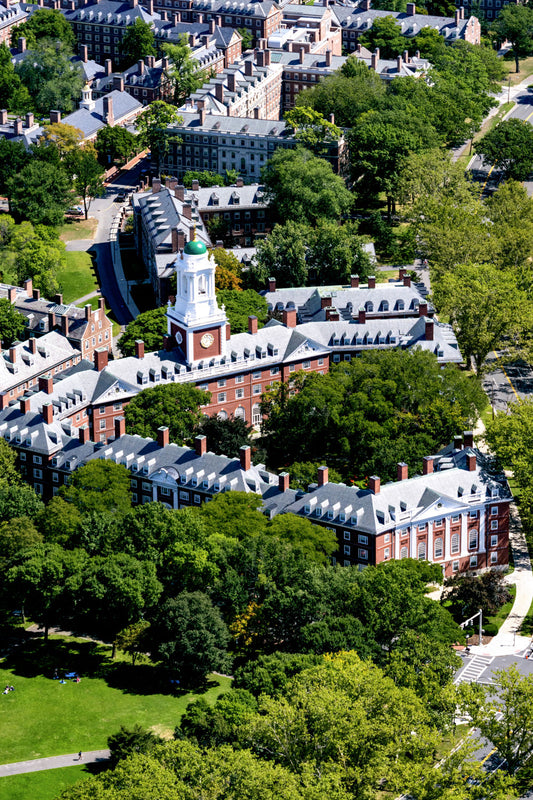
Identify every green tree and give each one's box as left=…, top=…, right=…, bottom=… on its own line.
left=237, top=27, right=253, bottom=50
left=284, top=107, right=341, bottom=152
left=199, top=491, right=267, bottom=541
left=476, top=118, right=533, bottom=181
left=162, top=36, right=203, bottom=105
left=182, top=170, right=226, bottom=189
left=150, top=591, right=231, bottom=685
left=488, top=179, right=533, bottom=275
left=0, top=42, right=31, bottom=113
left=0, top=139, right=29, bottom=207
left=74, top=553, right=162, bottom=650
left=108, top=725, right=163, bottom=766
left=359, top=15, right=407, bottom=58
left=124, top=383, right=209, bottom=444
left=66, top=144, right=105, bottom=219
left=267, top=514, right=337, bottom=565
left=135, top=100, right=183, bottom=177
left=432, top=262, right=528, bottom=373
left=493, top=3, right=533, bottom=73
left=0, top=298, right=26, bottom=347
left=307, top=220, right=372, bottom=285
left=460, top=664, right=533, bottom=773
left=0, top=483, right=43, bottom=520
left=216, top=288, right=268, bottom=333
left=287, top=461, right=342, bottom=492
left=262, top=147, right=352, bottom=225
left=95, top=125, right=138, bottom=168
left=0, top=517, right=43, bottom=570
left=36, top=496, right=82, bottom=547
left=233, top=652, right=321, bottom=697
left=61, top=461, right=132, bottom=518
left=11, top=7, right=75, bottom=49
left=8, top=160, right=72, bottom=226
left=212, top=248, right=243, bottom=290
left=249, top=221, right=308, bottom=289
left=198, top=415, right=252, bottom=458
left=40, top=123, right=84, bottom=159
left=176, top=690, right=258, bottom=748
left=118, top=306, right=166, bottom=357
left=442, top=571, right=512, bottom=620
left=114, top=620, right=151, bottom=665
left=16, top=40, right=84, bottom=114
left=120, top=17, right=156, bottom=68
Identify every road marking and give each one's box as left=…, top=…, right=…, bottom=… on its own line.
left=491, top=352, right=522, bottom=403
left=480, top=746, right=498, bottom=766
left=525, top=108, right=533, bottom=123
left=479, top=163, right=495, bottom=196
left=454, top=654, right=494, bottom=684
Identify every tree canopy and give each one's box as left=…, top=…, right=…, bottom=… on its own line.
left=120, top=18, right=156, bottom=68
left=124, top=383, right=209, bottom=444
left=475, top=119, right=533, bottom=181
left=216, top=289, right=268, bottom=333
left=0, top=298, right=26, bottom=347
left=118, top=306, right=167, bottom=357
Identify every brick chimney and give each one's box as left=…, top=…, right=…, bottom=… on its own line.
left=25, top=112, right=34, bottom=129
left=350, top=275, right=359, bottom=288
left=239, top=445, right=251, bottom=471
left=61, top=315, right=69, bottom=337
left=282, top=308, right=297, bottom=328
left=135, top=339, right=145, bottom=359
left=403, top=275, right=411, bottom=287
left=248, top=315, right=258, bottom=334
left=215, top=82, right=224, bottom=102
left=94, top=347, right=109, bottom=372
left=398, top=267, right=406, bottom=280
left=79, top=43, right=88, bottom=62
left=114, top=416, right=126, bottom=438
left=245, top=59, right=253, bottom=76
left=29, top=337, right=36, bottom=355
left=138, top=58, right=145, bottom=75
left=8, top=345, right=17, bottom=364
left=146, top=0, right=153, bottom=14
left=49, top=110, right=61, bottom=123
left=42, top=402, right=53, bottom=424
left=175, top=185, right=185, bottom=201
left=318, top=465, right=328, bottom=486
left=0, top=394, right=8, bottom=411
left=23, top=278, right=32, bottom=296
left=103, top=95, right=114, bottom=126
left=267, top=277, right=276, bottom=292
left=195, top=434, right=207, bottom=456
left=182, top=203, right=192, bottom=220
left=406, top=2, right=416, bottom=14
left=418, top=302, right=428, bottom=317
left=397, top=462, right=408, bottom=481
left=358, top=308, right=366, bottom=324
left=325, top=307, right=339, bottom=321
left=226, top=323, right=231, bottom=340
left=8, top=286, right=16, bottom=303
left=33, top=289, right=40, bottom=300
left=172, top=227, right=185, bottom=253
left=236, top=177, right=244, bottom=188
left=279, top=471, right=290, bottom=492
left=454, top=435, right=463, bottom=450
left=325, top=49, right=331, bottom=67
left=227, top=72, right=236, bottom=92
left=79, top=425, right=90, bottom=444
left=463, top=430, right=474, bottom=448
left=466, top=451, right=477, bottom=472
left=39, top=374, right=53, bottom=394
left=397, top=55, right=403, bottom=72
left=105, top=58, right=112, bottom=75
left=157, top=425, right=169, bottom=448
left=422, top=455, right=434, bottom=475
left=18, top=36, right=26, bottom=53
left=425, top=319, right=434, bottom=341
left=209, top=18, right=215, bottom=33
left=367, top=275, right=375, bottom=289
left=13, top=118, right=22, bottom=136
left=20, top=396, right=31, bottom=415
left=371, top=48, right=379, bottom=69
left=368, top=475, right=380, bottom=495
left=113, top=75, right=125, bottom=92
left=321, top=296, right=332, bottom=309
left=191, top=179, right=199, bottom=191
left=84, top=303, right=91, bottom=320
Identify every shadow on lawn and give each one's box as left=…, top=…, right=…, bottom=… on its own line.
left=2, top=634, right=218, bottom=697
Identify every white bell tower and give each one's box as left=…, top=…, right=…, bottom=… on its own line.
left=166, top=233, right=228, bottom=365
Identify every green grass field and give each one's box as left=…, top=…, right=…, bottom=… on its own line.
left=57, top=252, right=98, bottom=304
left=0, top=637, right=231, bottom=765
left=58, top=219, right=98, bottom=244
left=0, top=765, right=91, bottom=800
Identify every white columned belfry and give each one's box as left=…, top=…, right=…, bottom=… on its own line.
left=166, top=230, right=228, bottom=366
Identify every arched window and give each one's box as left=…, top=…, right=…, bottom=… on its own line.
left=400, top=546, right=408, bottom=559
left=451, top=533, right=460, bottom=554
left=234, top=406, right=246, bottom=420
left=198, top=275, right=206, bottom=294
left=218, top=409, right=228, bottom=420
left=381, top=301, right=389, bottom=312
left=469, top=529, right=478, bottom=549
left=434, top=537, right=443, bottom=558
left=418, top=541, right=427, bottom=560
left=365, top=301, right=373, bottom=313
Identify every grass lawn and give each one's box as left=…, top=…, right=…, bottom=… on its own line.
left=58, top=252, right=98, bottom=304
left=376, top=269, right=399, bottom=283
left=0, top=765, right=92, bottom=800
left=435, top=724, right=469, bottom=761
left=76, top=296, right=121, bottom=338
left=0, top=636, right=231, bottom=765
left=520, top=597, right=533, bottom=637
left=58, top=219, right=98, bottom=244
left=504, top=56, right=533, bottom=86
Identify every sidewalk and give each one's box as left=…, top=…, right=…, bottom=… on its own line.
left=0, top=750, right=110, bottom=777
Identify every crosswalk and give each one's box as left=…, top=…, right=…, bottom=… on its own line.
left=454, top=654, right=494, bottom=684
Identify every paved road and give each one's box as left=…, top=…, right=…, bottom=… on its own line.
left=0, top=750, right=110, bottom=777
left=87, top=157, right=150, bottom=327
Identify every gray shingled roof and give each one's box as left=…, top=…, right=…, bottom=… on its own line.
left=63, top=90, right=142, bottom=138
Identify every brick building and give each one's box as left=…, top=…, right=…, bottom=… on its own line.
left=0, top=280, right=113, bottom=361
left=0, top=2, right=27, bottom=45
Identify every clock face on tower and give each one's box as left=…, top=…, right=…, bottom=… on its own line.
left=200, top=332, right=215, bottom=349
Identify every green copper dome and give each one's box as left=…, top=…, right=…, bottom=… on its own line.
left=184, top=239, right=207, bottom=255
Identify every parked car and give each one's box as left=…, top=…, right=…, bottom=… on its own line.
left=115, top=191, right=126, bottom=202
left=67, top=205, right=83, bottom=216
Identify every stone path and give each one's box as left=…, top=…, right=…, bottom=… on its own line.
left=0, top=750, right=110, bottom=777
left=70, top=290, right=100, bottom=306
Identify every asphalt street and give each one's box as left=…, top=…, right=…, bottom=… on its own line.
left=86, top=157, right=151, bottom=327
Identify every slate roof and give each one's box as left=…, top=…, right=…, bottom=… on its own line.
left=333, top=5, right=475, bottom=40
left=0, top=284, right=100, bottom=342
left=168, top=111, right=291, bottom=138
left=63, top=90, right=142, bottom=138
left=132, top=186, right=211, bottom=252
left=64, top=0, right=161, bottom=25
left=0, top=332, right=79, bottom=394
left=188, top=183, right=266, bottom=211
